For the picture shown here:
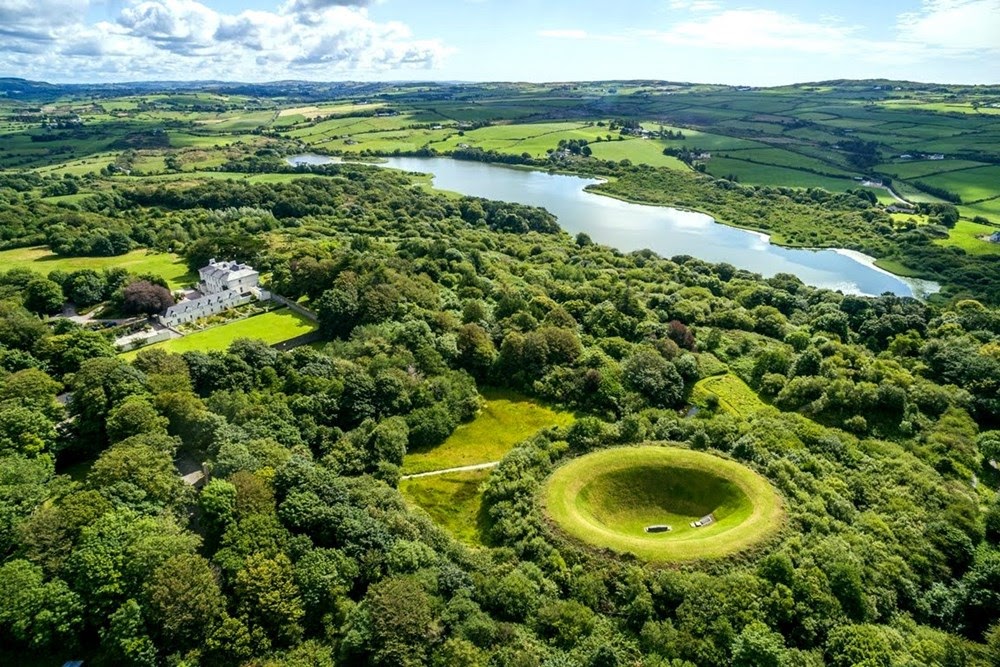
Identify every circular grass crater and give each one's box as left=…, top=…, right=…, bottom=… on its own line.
left=543, top=446, right=784, bottom=563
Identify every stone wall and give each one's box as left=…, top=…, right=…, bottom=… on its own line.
left=118, top=330, right=172, bottom=352
left=268, top=293, right=318, bottom=322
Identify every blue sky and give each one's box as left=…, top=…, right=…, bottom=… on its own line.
left=2, top=0, right=998, bottom=84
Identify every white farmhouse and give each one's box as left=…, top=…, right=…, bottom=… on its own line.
left=159, top=259, right=269, bottom=327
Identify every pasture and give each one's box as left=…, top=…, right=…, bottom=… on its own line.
left=877, top=159, right=988, bottom=179
left=587, top=139, right=689, bottom=169
left=543, top=446, right=784, bottom=563
left=919, top=165, right=1000, bottom=203
left=961, top=198, right=1000, bottom=221
left=704, top=157, right=857, bottom=191
left=401, top=388, right=573, bottom=475
left=0, top=246, right=195, bottom=289
left=937, top=220, right=1000, bottom=255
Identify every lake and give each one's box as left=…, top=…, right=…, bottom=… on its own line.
left=287, top=155, right=939, bottom=298
left=286, top=153, right=342, bottom=166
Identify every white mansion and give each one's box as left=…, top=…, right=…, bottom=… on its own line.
left=159, top=259, right=270, bottom=327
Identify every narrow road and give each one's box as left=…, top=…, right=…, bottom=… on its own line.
left=885, top=185, right=911, bottom=205
left=400, top=461, right=499, bottom=480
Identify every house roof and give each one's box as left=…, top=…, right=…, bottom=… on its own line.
left=200, top=259, right=258, bottom=283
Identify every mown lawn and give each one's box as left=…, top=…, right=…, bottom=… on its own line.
left=543, top=446, right=784, bottom=563
left=0, top=246, right=195, bottom=289
left=122, top=309, right=316, bottom=359
left=399, top=469, right=492, bottom=546
left=402, top=388, right=573, bottom=475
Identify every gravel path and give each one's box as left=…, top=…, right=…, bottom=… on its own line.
left=400, top=461, right=499, bottom=480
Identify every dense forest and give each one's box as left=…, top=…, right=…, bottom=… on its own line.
left=1, top=161, right=1000, bottom=666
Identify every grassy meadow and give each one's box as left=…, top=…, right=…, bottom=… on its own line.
left=0, top=246, right=195, bottom=289
left=401, top=388, right=574, bottom=475
left=919, top=165, right=1000, bottom=203
left=399, top=469, right=492, bottom=546
left=936, top=219, right=1000, bottom=255
left=692, top=373, right=767, bottom=417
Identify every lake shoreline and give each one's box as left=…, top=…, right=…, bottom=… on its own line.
left=586, top=186, right=901, bottom=268
left=288, top=154, right=939, bottom=298
left=585, top=184, right=940, bottom=298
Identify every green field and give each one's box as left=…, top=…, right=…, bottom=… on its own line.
left=717, top=147, right=854, bottom=176
left=919, top=165, right=1000, bottom=203
left=961, top=198, right=1000, bottom=221
left=399, top=469, right=491, bottom=545
left=543, top=446, right=784, bottom=563
left=877, top=159, right=988, bottom=179
left=0, top=246, right=195, bottom=288
left=402, top=388, right=574, bottom=474
left=587, top=139, right=689, bottom=169
left=704, top=157, right=858, bottom=191
left=692, top=373, right=767, bottom=417
left=937, top=219, right=1000, bottom=255
left=122, top=309, right=316, bottom=359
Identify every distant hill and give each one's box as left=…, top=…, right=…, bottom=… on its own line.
left=2, top=76, right=998, bottom=103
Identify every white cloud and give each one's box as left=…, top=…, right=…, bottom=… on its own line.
left=897, top=0, right=1000, bottom=51
left=0, top=0, right=90, bottom=42
left=0, top=0, right=451, bottom=81
left=668, top=1, right=721, bottom=11
left=651, top=9, right=860, bottom=54
left=538, top=29, right=589, bottom=39
left=647, top=2, right=1000, bottom=65
left=119, top=0, right=221, bottom=54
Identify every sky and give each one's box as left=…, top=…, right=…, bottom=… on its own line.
left=1, top=0, right=998, bottom=85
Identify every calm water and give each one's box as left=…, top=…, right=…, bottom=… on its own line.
left=288, top=155, right=938, bottom=298
left=287, top=153, right=342, bottom=166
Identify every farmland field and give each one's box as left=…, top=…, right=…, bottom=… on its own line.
left=714, top=147, right=855, bottom=176
left=0, top=246, right=195, bottom=288
left=961, top=198, right=1000, bottom=221
left=704, top=157, right=857, bottom=191
left=586, top=138, right=689, bottom=168
left=919, top=165, right=1000, bottom=203
left=937, top=219, right=1000, bottom=255
left=877, top=159, right=988, bottom=179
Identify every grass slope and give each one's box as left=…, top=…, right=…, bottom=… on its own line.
left=122, top=309, right=316, bottom=359
left=587, top=139, right=689, bottom=169
left=0, top=246, right=195, bottom=289
left=920, top=165, right=1000, bottom=203
left=937, top=219, right=1000, bottom=255
left=543, top=446, right=783, bottom=563
left=402, top=388, right=573, bottom=474
left=692, top=373, right=766, bottom=417
left=399, top=469, right=492, bottom=546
